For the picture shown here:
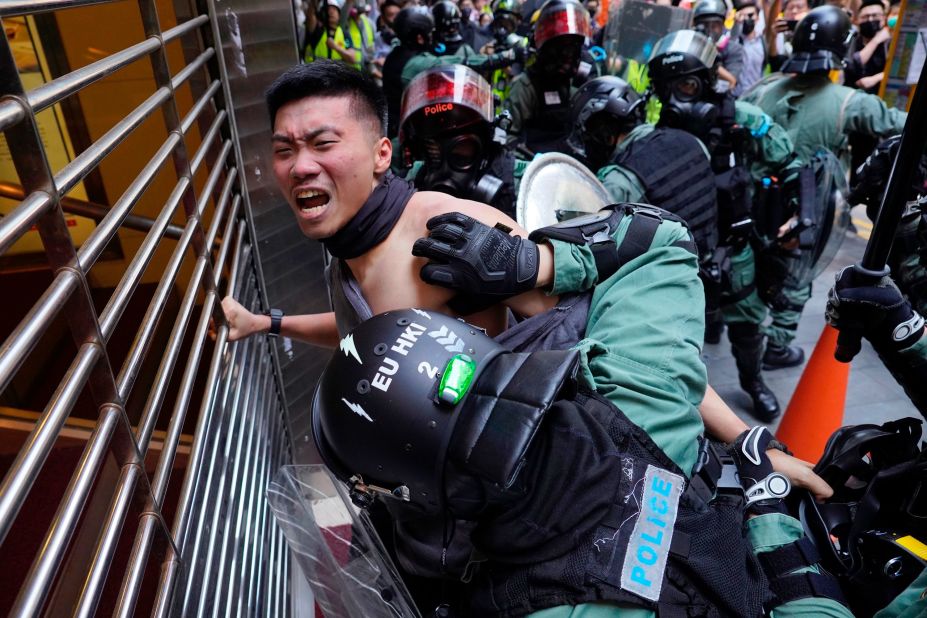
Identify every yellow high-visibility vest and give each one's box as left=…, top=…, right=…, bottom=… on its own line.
left=306, top=25, right=349, bottom=63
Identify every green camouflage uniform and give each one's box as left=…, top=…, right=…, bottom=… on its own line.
left=597, top=104, right=802, bottom=333
left=534, top=213, right=853, bottom=618
left=742, top=72, right=907, bottom=347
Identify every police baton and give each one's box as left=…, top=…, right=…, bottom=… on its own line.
left=834, top=59, right=927, bottom=362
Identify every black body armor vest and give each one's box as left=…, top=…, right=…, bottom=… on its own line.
left=615, top=127, right=719, bottom=259
left=462, top=389, right=770, bottom=617
left=523, top=71, right=573, bottom=154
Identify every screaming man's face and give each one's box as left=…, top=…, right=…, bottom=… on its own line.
left=271, top=95, right=391, bottom=240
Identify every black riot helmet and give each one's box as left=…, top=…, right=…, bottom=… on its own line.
left=567, top=76, right=645, bottom=170
left=492, top=0, right=523, bottom=43
left=781, top=5, right=855, bottom=73
left=692, top=0, right=729, bottom=42
left=532, top=0, right=591, bottom=78
left=799, top=418, right=927, bottom=616
left=311, top=309, right=579, bottom=515
left=693, top=0, right=728, bottom=20
left=432, top=0, right=464, bottom=44
left=394, top=6, right=435, bottom=49
left=399, top=65, right=506, bottom=204
left=648, top=30, right=721, bottom=136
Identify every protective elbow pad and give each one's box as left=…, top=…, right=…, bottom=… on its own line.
left=450, top=349, right=579, bottom=488
left=529, top=203, right=690, bottom=283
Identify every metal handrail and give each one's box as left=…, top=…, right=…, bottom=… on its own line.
left=0, top=181, right=185, bottom=240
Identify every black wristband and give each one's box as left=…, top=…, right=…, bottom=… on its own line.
left=266, top=308, right=284, bottom=338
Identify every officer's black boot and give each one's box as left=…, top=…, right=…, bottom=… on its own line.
left=728, top=322, right=781, bottom=423
left=705, top=308, right=724, bottom=344
left=762, top=343, right=805, bottom=370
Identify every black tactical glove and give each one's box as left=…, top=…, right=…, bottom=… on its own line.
left=412, top=212, right=540, bottom=298
left=728, top=426, right=791, bottom=516
left=826, top=265, right=925, bottom=352
left=849, top=135, right=927, bottom=221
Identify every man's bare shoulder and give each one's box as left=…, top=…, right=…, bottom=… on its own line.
left=406, top=191, right=528, bottom=237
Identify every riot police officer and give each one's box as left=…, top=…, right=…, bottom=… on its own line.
left=488, top=0, right=529, bottom=109
left=431, top=0, right=473, bottom=56
left=505, top=0, right=592, bottom=153
left=383, top=7, right=522, bottom=137
left=568, top=75, right=778, bottom=422
left=742, top=5, right=907, bottom=368
left=399, top=65, right=520, bottom=219
left=692, top=0, right=744, bottom=88
left=647, top=30, right=805, bottom=421
left=311, top=310, right=854, bottom=617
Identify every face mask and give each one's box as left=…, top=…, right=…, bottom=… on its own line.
left=888, top=15, right=898, bottom=28
left=859, top=20, right=882, bottom=38
left=661, top=97, right=719, bottom=140
left=741, top=17, right=755, bottom=35
left=417, top=135, right=503, bottom=204
left=695, top=22, right=724, bottom=42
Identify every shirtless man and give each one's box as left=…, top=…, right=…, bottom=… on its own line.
left=222, top=60, right=828, bottom=495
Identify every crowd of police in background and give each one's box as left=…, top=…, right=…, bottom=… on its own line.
left=293, top=0, right=908, bottom=426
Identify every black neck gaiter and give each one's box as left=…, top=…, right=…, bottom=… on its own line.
left=320, top=172, right=416, bottom=259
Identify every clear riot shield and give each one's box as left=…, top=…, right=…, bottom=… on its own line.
left=605, top=0, right=692, bottom=65
left=268, top=465, right=421, bottom=618
left=795, top=150, right=852, bottom=289
left=516, top=152, right=612, bottom=231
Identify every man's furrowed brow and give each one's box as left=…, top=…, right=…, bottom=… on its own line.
left=272, top=125, right=342, bottom=143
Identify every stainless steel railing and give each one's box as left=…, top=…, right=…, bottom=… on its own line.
left=0, top=0, right=292, bottom=614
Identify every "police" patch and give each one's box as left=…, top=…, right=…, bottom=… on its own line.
left=620, top=464, right=683, bottom=602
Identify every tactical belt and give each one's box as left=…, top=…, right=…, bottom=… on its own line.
left=721, top=282, right=757, bottom=305
left=687, top=438, right=743, bottom=507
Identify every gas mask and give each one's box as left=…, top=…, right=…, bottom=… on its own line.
left=569, top=114, right=634, bottom=171
left=658, top=75, right=719, bottom=139
left=741, top=17, right=756, bottom=35
left=493, top=15, right=518, bottom=45
left=537, top=38, right=583, bottom=80
left=694, top=19, right=725, bottom=43
left=416, top=132, right=504, bottom=204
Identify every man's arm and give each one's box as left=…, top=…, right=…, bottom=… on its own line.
left=701, top=386, right=834, bottom=500
left=566, top=213, right=707, bottom=473
left=221, top=296, right=340, bottom=348
left=845, top=90, right=908, bottom=139
left=328, top=31, right=360, bottom=65
left=598, top=164, right=647, bottom=204
left=734, top=100, right=803, bottom=179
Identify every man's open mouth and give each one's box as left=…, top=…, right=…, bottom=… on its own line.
left=296, top=189, right=331, bottom=215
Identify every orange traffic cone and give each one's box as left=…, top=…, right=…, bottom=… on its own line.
left=774, top=324, right=850, bottom=463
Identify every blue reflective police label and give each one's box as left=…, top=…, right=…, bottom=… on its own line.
left=621, top=464, right=683, bottom=601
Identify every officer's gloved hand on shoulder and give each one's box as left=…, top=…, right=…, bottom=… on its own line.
left=825, top=265, right=926, bottom=352
left=412, top=212, right=540, bottom=298
left=728, top=426, right=791, bottom=517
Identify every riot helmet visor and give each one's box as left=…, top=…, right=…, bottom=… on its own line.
left=534, top=1, right=591, bottom=50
